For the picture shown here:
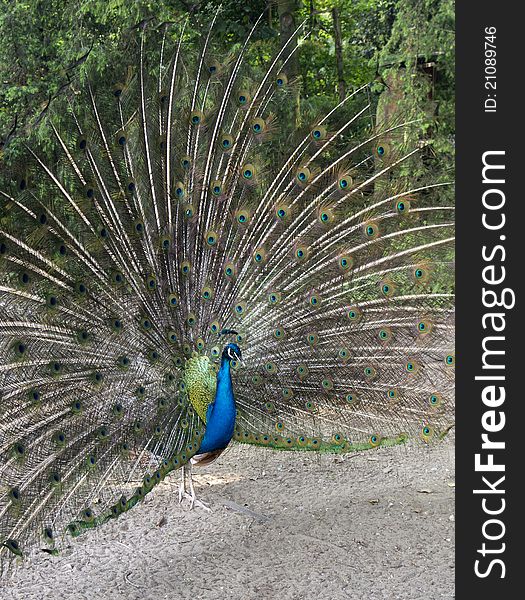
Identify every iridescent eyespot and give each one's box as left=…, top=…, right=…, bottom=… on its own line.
left=276, top=73, right=288, bottom=87
left=238, top=91, right=250, bottom=106
left=364, top=222, right=379, bottom=238
left=429, top=393, right=443, bottom=407
left=405, top=359, right=419, bottom=373
left=201, top=286, right=213, bottom=300
left=220, top=134, right=233, bottom=150
left=310, top=126, right=326, bottom=141
left=275, top=421, right=284, bottom=431
left=208, top=60, right=220, bottom=74
left=253, top=248, right=266, bottom=263
left=268, top=291, right=281, bottom=305
left=146, top=275, right=157, bottom=290
left=251, top=118, right=266, bottom=134
left=205, top=230, right=218, bottom=246
left=296, top=167, right=311, bottom=184
left=345, top=392, right=358, bottom=405
left=234, top=301, right=246, bottom=315
left=175, top=182, right=185, bottom=198
left=420, top=425, right=434, bottom=441
left=295, top=246, right=308, bottom=261
left=190, top=111, right=203, bottom=126
left=380, top=280, right=395, bottom=297
left=387, top=389, right=398, bottom=400
left=396, top=198, right=410, bottom=213
left=211, top=181, right=223, bottom=196
left=322, top=378, right=333, bottom=390
left=307, top=332, right=318, bottom=346
left=376, top=145, right=385, bottom=156
left=347, top=307, right=362, bottom=322
left=308, top=293, right=320, bottom=307
left=378, top=328, right=391, bottom=341
left=273, top=327, right=285, bottom=340
left=297, top=364, right=309, bottom=378
left=167, top=293, right=179, bottom=307
left=180, top=261, right=191, bottom=275
left=236, top=210, right=250, bottom=224
left=242, top=164, right=255, bottom=180
left=364, top=366, right=376, bottom=378
left=338, top=348, right=349, bottom=360
left=417, top=320, right=432, bottom=334
left=224, top=262, right=236, bottom=277
left=445, top=354, right=455, bottom=366
left=338, top=174, right=352, bottom=190
left=318, top=208, right=334, bottom=224
left=369, top=435, right=381, bottom=447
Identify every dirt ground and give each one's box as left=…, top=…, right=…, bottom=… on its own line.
left=1, top=439, right=455, bottom=600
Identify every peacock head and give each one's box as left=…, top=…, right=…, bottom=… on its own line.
left=222, top=343, right=242, bottom=364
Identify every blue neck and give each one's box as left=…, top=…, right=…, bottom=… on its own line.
left=198, top=358, right=237, bottom=454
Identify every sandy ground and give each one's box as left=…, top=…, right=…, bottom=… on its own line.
left=1, top=440, right=455, bottom=600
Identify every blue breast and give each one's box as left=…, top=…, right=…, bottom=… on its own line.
left=198, top=359, right=237, bottom=454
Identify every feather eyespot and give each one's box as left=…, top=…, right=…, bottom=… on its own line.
left=219, top=134, right=233, bottom=151
left=241, top=163, right=256, bottom=180
left=338, top=174, right=353, bottom=190
left=238, top=91, right=251, bottom=106
left=295, top=166, right=311, bottom=186
left=201, top=286, right=214, bottom=300
left=250, top=118, right=266, bottom=135
left=175, top=182, right=185, bottom=198
left=253, top=248, right=266, bottom=264
left=190, top=110, right=204, bottom=126
left=276, top=73, right=288, bottom=87
left=224, top=262, right=236, bottom=277
left=310, top=126, right=327, bottom=141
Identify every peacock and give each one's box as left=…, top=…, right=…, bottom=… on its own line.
left=0, top=12, right=454, bottom=568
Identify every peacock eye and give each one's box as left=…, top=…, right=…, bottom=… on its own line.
left=377, top=145, right=385, bottom=156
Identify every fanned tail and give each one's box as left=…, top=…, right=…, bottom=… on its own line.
left=0, top=14, right=453, bottom=566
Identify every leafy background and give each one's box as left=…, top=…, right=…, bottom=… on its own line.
left=0, top=0, right=454, bottom=165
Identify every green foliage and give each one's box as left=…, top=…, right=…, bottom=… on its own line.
left=374, top=0, right=455, bottom=179
left=0, top=0, right=454, bottom=170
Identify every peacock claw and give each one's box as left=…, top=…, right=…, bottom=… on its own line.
left=181, top=491, right=211, bottom=512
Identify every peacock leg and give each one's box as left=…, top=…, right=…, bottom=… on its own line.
left=178, top=465, right=187, bottom=503
left=178, top=464, right=211, bottom=511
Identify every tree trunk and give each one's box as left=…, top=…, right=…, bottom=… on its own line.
left=278, top=0, right=301, bottom=126
left=331, top=7, right=345, bottom=102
